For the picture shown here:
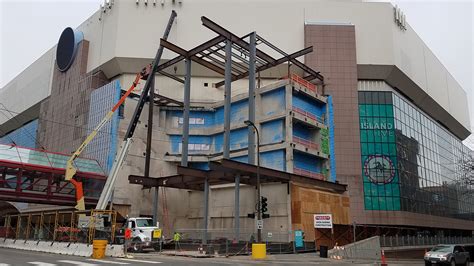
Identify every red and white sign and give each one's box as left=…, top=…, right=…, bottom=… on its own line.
left=314, top=214, right=333, bottom=229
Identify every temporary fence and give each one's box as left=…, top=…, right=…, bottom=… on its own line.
left=1, top=210, right=117, bottom=245
left=169, top=228, right=316, bottom=257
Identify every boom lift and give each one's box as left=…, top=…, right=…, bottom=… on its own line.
left=65, top=10, right=177, bottom=211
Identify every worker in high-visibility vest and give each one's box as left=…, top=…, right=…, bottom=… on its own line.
left=173, top=232, right=181, bottom=241
left=173, top=231, right=181, bottom=251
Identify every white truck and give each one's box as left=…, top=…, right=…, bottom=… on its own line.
left=115, top=217, right=162, bottom=252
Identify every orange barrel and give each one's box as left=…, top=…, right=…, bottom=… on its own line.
left=92, top=239, right=108, bottom=259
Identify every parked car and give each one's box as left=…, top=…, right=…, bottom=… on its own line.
left=424, top=244, right=470, bottom=266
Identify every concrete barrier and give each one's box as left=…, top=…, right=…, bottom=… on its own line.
left=0, top=238, right=124, bottom=258
left=328, top=236, right=381, bottom=260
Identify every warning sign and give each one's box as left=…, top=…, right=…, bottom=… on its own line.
left=314, top=214, right=333, bottom=229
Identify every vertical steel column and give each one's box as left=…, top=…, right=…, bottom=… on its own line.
left=234, top=174, right=240, bottom=241
left=152, top=188, right=159, bottom=226
left=223, top=40, right=232, bottom=159
left=181, top=59, right=191, bottom=167
left=203, top=177, right=209, bottom=244
left=145, top=75, right=158, bottom=225
left=248, top=32, right=256, bottom=165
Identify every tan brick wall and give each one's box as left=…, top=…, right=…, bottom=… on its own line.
left=37, top=40, right=108, bottom=155
left=304, top=24, right=363, bottom=224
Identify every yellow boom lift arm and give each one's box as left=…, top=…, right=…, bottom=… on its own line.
left=66, top=10, right=177, bottom=212
left=65, top=68, right=149, bottom=211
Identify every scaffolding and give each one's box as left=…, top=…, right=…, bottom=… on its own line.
left=1, top=209, right=116, bottom=245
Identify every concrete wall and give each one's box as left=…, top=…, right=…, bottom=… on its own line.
left=1, top=0, right=469, bottom=139
left=0, top=48, right=54, bottom=131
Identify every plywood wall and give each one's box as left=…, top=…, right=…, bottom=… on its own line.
left=291, top=182, right=350, bottom=241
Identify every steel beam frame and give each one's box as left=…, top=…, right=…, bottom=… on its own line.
left=247, top=32, right=256, bottom=165
left=214, top=46, right=314, bottom=88
left=201, top=16, right=275, bottom=63
left=159, top=38, right=235, bottom=77
left=256, top=34, right=324, bottom=82
left=181, top=59, right=192, bottom=167
left=223, top=39, right=232, bottom=159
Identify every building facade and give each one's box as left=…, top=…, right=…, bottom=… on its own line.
left=1, top=0, right=472, bottom=237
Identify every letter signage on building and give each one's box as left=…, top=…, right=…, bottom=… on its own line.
left=314, top=214, right=333, bottom=229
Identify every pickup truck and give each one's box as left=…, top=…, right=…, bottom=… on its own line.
left=424, top=244, right=470, bottom=266
left=115, top=217, right=162, bottom=252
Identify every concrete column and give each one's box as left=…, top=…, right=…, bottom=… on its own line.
left=203, top=177, right=209, bottom=244
left=181, top=59, right=191, bottom=167
left=223, top=40, right=232, bottom=159
left=234, top=174, right=240, bottom=241
left=248, top=32, right=256, bottom=165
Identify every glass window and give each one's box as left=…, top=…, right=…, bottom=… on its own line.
left=358, top=90, right=474, bottom=220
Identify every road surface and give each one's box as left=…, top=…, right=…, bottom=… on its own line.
left=0, top=247, right=435, bottom=265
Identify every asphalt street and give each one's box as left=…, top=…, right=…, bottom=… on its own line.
left=2, top=247, right=458, bottom=266
left=0, top=248, right=228, bottom=266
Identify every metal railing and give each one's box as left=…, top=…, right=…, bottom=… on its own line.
left=293, top=167, right=325, bottom=180
left=292, top=106, right=325, bottom=124
left=287, top=74, right=317, bottom=93
left=380, top=235, right=474, bottom=247
left=292, top=136, right=319, bottom=150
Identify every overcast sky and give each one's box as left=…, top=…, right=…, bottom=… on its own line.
left=0, top=0, right=473, bottom=146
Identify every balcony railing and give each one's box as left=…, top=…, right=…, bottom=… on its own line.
left=293, top=167, right=325, bottom=180
left=292, top=136, right=319, bottom=150
left=286, top=74, right=317, bottom=93
left=292, top=106, right=324, bottom=124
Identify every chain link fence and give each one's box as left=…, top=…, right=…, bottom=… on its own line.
left=166, top=228, right=316, bottom=256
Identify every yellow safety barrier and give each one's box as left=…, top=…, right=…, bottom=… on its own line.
left=92, top=239, right=108, bottom=259
left=251, top=243, right=267, bottom=259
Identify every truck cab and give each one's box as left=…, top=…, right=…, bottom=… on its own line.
left=116, top=217, right=162, bottom=252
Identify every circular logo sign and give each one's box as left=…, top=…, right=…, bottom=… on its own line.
left=363, top=155, right=395, bottom=184
left=56, top=27, right=83, bottom=72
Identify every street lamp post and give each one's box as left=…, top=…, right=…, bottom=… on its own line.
left=244, top=120, right=261, bottom=243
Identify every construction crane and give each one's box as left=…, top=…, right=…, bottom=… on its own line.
left=65, top=10, right=177, bottom=211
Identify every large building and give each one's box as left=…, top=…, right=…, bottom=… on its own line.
left=1, top=0, right=473, bottom=241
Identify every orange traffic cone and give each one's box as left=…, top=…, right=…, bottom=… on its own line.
left=381, top=249, right=387, bottom=266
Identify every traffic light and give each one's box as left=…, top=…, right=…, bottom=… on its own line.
left=261, top=196, right=270, bottom=219
left=247, top=213, right=255, bottom=219
left=261, top=196, right=268, bottom=213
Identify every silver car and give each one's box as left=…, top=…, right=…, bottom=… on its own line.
left=424, top=244, right=470, bottom=266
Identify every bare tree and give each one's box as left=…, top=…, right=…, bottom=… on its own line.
left=459, top=152, right=474, bottom=187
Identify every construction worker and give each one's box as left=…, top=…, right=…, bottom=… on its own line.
left=124, top=228, right=132, bottom=256
left=173, top=231, right=181, bottom=252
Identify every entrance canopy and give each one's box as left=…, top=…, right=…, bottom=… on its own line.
left=129, top=159, right=346, bottom=192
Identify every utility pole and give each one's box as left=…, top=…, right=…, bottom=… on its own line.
left=245, top=120, right=261, bottom=243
